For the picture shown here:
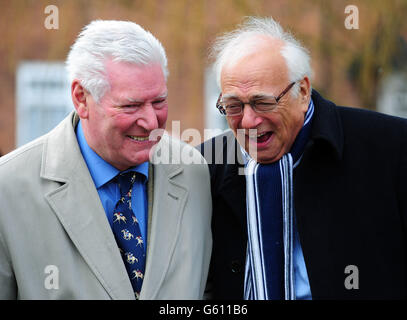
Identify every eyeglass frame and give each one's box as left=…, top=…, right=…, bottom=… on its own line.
left=216, top=81, right=297, bottom=116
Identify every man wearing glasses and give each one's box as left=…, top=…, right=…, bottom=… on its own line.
left=201, top=17, right=407, bottom=299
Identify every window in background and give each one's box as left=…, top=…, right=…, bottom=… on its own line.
left=377, top=72, right=407, bottom=119
left=16, top=62, right=73, bottom=147
left=204, top=67, right=228, bottom=138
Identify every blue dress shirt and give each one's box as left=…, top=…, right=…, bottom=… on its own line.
left=293, top=215, right=312, bottom=299
left=75, top=121, right=149, bottom=250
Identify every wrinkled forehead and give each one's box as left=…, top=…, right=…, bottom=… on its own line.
left=220, top=36, right=289, bottom=89
left=99, top=59, right=167, bottom=104
left=224, top=34, right=285, bottom=63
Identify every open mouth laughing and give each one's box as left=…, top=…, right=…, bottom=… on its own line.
left=127, top=135, right=150, bottom=142
left=248, top=131, right=273, bottom=145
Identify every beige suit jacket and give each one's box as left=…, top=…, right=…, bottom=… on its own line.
left=0, top=112, right=212, bottom=299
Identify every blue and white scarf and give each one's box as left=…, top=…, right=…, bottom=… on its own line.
left=243, top=99, right=314, bottom=300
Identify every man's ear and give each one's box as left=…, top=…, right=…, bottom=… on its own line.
left=298, top=76, right=311, bottom=111
left=71, top=79, right=89, bottom=119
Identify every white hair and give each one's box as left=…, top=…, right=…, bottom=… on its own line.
left=66, top=20, right=168, bottom=102
left=211, top=17, right=312, bottom=96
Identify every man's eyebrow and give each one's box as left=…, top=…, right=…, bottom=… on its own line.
left=153, top=93, right=168, bottom=100
left=220, top=93, right=239, bottom=101
left=115, top=93, right=168, bottom=105
left=122, top=97, right=143, bottom=104
left=250, top=93, right=277, bottom=100
left=221, top=93, right=276, bottom=101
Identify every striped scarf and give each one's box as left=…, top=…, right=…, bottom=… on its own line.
left=243, top=99, right=314, bottom=300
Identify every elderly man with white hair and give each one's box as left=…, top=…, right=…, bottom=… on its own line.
left=201, top=16, right=407, bottom=300
left=0, top=20, right=212, bottom=300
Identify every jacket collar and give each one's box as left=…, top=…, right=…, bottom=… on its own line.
left=309, top=90, right=344, bottom=160
left=41, top=112, right=83, bottom=182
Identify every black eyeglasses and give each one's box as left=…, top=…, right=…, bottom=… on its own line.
left=216, top=81, right=296, bottom=116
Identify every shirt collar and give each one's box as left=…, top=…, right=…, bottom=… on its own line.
left=76, top=121, right=149, bottom=188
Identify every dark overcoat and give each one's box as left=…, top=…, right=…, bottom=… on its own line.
left=200, top=90, right=407, bottom=299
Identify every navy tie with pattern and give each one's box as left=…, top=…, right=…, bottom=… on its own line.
left=112, top=171, right=145, bottom=299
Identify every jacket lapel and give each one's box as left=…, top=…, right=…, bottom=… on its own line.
left=139, top=135, right=187, bottom=299
left=220, top=131, right=247, bottom=231
left=307, top=90, right=344, bottom=160
left=41, top=112, right=134, bottom=300
left=294, top=90, right=345, bottom=296
left=221, top=164, right=247, bottom=231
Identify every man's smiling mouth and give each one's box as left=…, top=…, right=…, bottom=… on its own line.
left=248, top=131, right=273, bottom=143
left=127, top=135, right=150, bottom=142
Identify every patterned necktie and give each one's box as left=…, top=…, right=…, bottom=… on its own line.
left=112, top=171, right=145, bottom=299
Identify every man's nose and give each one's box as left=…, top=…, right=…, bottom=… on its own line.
left=240, top=104, right=263, bottom=129
left=136, top=104, right=159, bottom=130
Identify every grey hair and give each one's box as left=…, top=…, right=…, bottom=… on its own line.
left=66, top=20, right=168, bottom=102
left=211, top=17, right=312, bottom=96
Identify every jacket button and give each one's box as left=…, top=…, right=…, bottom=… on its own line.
left=230, top=260, right=243, bottom=273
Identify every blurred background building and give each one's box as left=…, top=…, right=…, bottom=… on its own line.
left=0, top=0, right=406, bottom=154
